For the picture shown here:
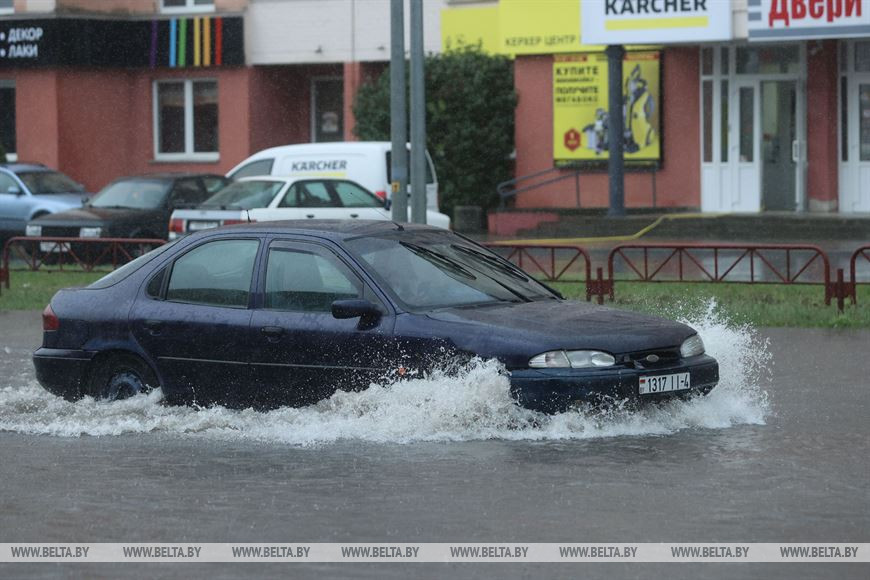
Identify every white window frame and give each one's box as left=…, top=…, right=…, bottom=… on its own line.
left=153, top=79, right=219, bottom=163
left=160, top=0, right=215, bottom=14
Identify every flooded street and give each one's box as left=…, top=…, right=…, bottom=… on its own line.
left=0, top=310, right=868, bottom=578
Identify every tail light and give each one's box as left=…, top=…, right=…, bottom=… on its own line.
left=374, top=190, right=387, bottom=201
left=169, top=218, right=184, bottom=234
left=42, top=303, right=60, bottom=331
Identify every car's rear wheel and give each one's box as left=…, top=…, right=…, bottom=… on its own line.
left=88, top=353, right=158, bottom=401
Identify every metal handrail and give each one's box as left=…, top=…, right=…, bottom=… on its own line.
left=497, top=167, right=581, bottom=208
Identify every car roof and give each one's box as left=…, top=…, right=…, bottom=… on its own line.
left=0, top=163, right=52, bottom=173
left=111, top=173, right=225, bottom=182
left=196, top=219, right=443, bottom=241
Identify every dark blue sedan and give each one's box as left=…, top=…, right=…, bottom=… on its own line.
left=33, top=221, right=718, bottom=413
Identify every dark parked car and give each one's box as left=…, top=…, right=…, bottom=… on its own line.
left=33, top=221, right=718, bottom=413
left=25, top=173, right=230, bottom=245
left=0, top=163, right=88, bottom=239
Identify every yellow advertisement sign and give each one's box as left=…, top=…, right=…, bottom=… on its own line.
left=553, top=51, right=661, bottom=164
left=499, top=0, right=584, bottom=55
left=441, top=5, right=500, bottom=54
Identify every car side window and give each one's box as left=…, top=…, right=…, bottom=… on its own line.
left=166, top=239, right=259, bottom=308
left=170, top=179, right=208, bottom=206
left=201, top=176, right=229, bottom=194
left=295, top=182, right=339, bottom=208
left=332, top=181, right=382, bottom=208
left=264, top=246, right=362, bottom=312
left=231, top=159, right=274, bottom=179
left=0, top=172, right=18, bottom=194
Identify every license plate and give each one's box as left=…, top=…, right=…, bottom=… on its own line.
left=40, top=242, right=70, bottom=253
left=639, top=372, right=691, bottom=395
left=188, top=221, right=219, bottom=231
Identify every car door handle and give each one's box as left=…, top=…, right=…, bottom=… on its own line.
left=144, top=319, right=163, bottom=335
left=260, top=326, right=284, bottom=341
left=306, top=214, right=315, bottom=219
left=350, top=213, right=359, bottom=218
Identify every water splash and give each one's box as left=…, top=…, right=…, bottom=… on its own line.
left=0, top=304, right=771, bottom=445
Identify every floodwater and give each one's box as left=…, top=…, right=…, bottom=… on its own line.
left=0, top=308, right=868, bottom=579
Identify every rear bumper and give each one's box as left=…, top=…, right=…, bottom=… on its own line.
left=509, top=355, right=719, bottom=413
left=32, top=348, right=96, bottom=400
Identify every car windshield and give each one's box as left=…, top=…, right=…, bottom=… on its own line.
left=17, top=171, right=83, bottom=194
left=201, top=180, right=284, bottom=209
left=89, top=179, right=170, bottom=210
left=346, top=232, right=557, bottom=310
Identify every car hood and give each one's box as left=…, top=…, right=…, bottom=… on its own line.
left=32, top=206, right=156, bottom=226
left=426, top=299, right=697, bottom=356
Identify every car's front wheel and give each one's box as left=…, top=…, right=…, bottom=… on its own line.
left=88, top=353, right=158, bottom=401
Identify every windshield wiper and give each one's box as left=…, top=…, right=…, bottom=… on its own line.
left=451, top=245, right=531, bottom=282
left=401, top=242, right=477, bottom=280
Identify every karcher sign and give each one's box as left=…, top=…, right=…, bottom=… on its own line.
left=581, top=0, right=732, bottom=44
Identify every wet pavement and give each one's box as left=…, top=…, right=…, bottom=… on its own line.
left=0, top=310, right=868, bottom=579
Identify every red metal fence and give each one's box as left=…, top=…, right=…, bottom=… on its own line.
left=2, top=238, right=867, bottom=313
left=0, top=237, right=167, bottom=295
left=488, top=242, right=867, bottom=313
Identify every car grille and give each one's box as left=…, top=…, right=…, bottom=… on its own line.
left=39, top=226, right=81, bottom=237
left=622, top=347, right=682, bottom=369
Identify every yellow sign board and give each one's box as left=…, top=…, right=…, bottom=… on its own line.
left=441, top=5, right=500, bottom=54
left=499, top=0, right=584, bottom=55
left=552, top=51, right=661, bottom=164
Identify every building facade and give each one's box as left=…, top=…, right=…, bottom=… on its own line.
left=2, top=0, right=868, bottom=217
left=443, top=0, right=870, bottom=217
left=0, top=0, right=443, bottom=192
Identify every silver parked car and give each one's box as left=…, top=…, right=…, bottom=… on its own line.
left=0, top=163, right=88, bottom=239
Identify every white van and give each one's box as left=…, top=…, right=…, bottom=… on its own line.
left=227, top=141, right=440, bottom=211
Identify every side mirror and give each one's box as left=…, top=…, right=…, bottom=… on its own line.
left=384, top=198, right=392, bottom=210
left=9, top=186, right=22, bottom=196
left=331, top=299, right=382, bottom=322
left=81, top=195, right=89, bottom=205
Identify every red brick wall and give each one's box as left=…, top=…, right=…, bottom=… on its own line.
left=512, top=47, right=701, bottom=209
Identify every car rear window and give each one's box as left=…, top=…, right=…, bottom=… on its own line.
left=87, top=240, right=178, bottom=289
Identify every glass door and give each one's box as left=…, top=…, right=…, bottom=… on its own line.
left=761, top=80, right=797, bottom=211
left=730, top=80, right=761, bottom=212
left=841, top=41, right=870, bottom=213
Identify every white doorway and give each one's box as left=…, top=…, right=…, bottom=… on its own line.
left=701, top=45, right=806, bottom=213
left=839, top=40, right=870, bottom=213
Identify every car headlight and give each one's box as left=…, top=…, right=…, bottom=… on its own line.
left=529, top=350, right=616, bottom=369
left=26, top=224, right=42, bottom=237
left=79, top=227, right=102, bottom=238
left=680, top=335, right=705, bottom=358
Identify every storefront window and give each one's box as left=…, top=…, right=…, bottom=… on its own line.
left=702, top=81, right=712, bottom=162
left=720, top=49, right=729, bottom=76
left=0, top=82, right=14, bottom=160
left=739, top=87, right=754, bottom=162
left=856, top=42, right=870, bottom=73
left=155, top=80, right=219, bottom=159
left=737, top=45, right=800, bottom=75
left=0, top=0, right=12, bottom=13
left=860, top=84, right=870, bottom=161
left=841, top=77, right=848, bottom=162
left=721, top=80, right=729, bottom=163
left=702, top=48, right=713, bottom=76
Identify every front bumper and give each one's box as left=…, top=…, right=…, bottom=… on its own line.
left=33, top=348, right=97, bottom=401
left=509, top=354, right=719, bottom=413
